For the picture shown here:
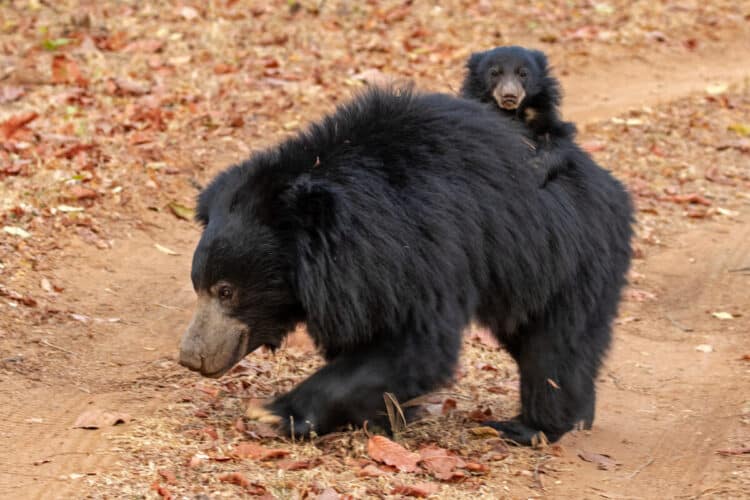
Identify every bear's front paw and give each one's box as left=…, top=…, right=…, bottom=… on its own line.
left=266, top=397, right=320, bottom=437
left=245, top=400, right=282, bottom=425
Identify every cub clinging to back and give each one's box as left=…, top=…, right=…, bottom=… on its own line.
left=460, top=45, right=576, bottom=148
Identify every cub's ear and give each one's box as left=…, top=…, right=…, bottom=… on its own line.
left=281, top=174, right=337, bottom=230
left=466, top=51, right=486, bottom=74
left=530, top=49, right=549, bottom=72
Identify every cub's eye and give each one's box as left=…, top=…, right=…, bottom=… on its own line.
left=490, top=67, right=501, bottom=77
left=518, top=68, right=528, bottom=79
left=218, top=285, right=233, bottom=300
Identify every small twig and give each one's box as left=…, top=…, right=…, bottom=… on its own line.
left=153, top=303, right=187, bottom=311
left=627, top=457, right=654, bottom=479
left=533, top=457, right=548, bottom=490
left=666, top=315, right=693, bottom=332
left=607, top=371, right=626, bottom=390
left=728, top=266, right=750, bottom=274
left=38, top=339, right=77, bottom=356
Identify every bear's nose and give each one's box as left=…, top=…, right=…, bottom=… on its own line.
left=179, top=341, right=203, bottom=371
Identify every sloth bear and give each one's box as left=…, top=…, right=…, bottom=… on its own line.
left=461, top=46, right=577, bottom=186
left=179, top=86, right=634, bottom=445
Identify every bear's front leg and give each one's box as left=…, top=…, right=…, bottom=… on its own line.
left=255, top=334, right=460, bottom=436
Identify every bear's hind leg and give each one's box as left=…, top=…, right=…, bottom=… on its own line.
left=486, top=313, right=609, bottom=445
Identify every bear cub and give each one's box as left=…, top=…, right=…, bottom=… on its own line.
left=461, top=46, right=576, bottom=184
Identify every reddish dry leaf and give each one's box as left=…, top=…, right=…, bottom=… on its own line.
left=218, top=472, right=267, bottom=494
left=232, top=442, right=290, bottom=461
left=67, top=186, right=98, bottom=200
left=129, top=131, right=155, bottom=145
left=51, top=55, right=87, bottom=86
left=367, top=435, right=420, bottom=473
left=441, top=398, right=457, bottom=414
left=664, top=193, right=712, bottom=206
left=214, top=63, right=238, bottom=74
left=467, top=407, right=493, bottom=422
left=112, top=77, right=151, bottom=96
left=0, top=86, right=25, bottom=103
left=391, top=482, right=439, bottom=498
left=0, top=285, right=37, bottom=307
left=741, top=354, right=750, bottom=361
left=122, top=38, right=164, bottom=53
left=716, top=447, right=750, bottom=456
left=578, top=450, right=618, bottom=470
left=0, top=112, right=38, bottom=140
left=357, top=464, right=387, bottom=477
left=73, top=409, right=130, bottom=429
left=150, top=481, right=172, bottom=499
left=158, top=469, right=177, bottom=484
left=316, top=488, right=341, bottom=500
left=277, top=458, right=321, bottom=471
left=56, top=143, right=95, bottom=159
left=464, top=462, right=489, bottom=473
left=418, top=445, right=466, bottom=481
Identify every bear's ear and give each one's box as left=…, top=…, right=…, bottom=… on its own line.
left=281, top=174, right=337, bottom=230
left=530, top=49, right=549, bottom=72
left=196, top=165, right=244, bottom=226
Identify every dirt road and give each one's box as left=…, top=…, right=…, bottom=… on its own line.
left=1, top=39, right=749, bottom=499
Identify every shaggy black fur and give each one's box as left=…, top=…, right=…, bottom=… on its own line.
left=191, top=86, right=634, bottom=445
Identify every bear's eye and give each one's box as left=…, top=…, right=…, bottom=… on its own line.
left=490, top=67, right=501, bottom=77
left=518, top=68, right=528, bottom=79
left=218, top=285, right=233, bottom=301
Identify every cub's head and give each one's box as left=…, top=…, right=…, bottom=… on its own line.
left=461, top=46, right=554, bottom=113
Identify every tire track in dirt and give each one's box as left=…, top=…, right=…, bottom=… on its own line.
left=553, top=215, right=750, bottom=498
left=2, top=39, right=750, bottom=499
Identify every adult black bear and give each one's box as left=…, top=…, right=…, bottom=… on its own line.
left=179, top=86, right=633, bottom=445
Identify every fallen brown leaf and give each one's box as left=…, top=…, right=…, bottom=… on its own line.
left=218, top=472, right=267, bottom=494
left=73, top=409, right=130, bottom=429
left=391, top=482, right=439, bottom=498
left=418, top=445, right=466, bottom=481
left=441, top=398, right=457, bottom=414
left=67, top=186, right=98, bottom=200
left=357, top=463, right=387, bottom=477
left=232, top=442, right=290, bottom=461
left=367, top=435, right=420, bottom=473
left=158, top=469, right=177, bottom=485
left=468, top=426, right=499, bottom=438
left=277, top=458, right=321, bottom=471
left=0, top=85, right=25, bottom=103
left=578, top=450, right=618, bottom=470
left=664, top=193, right=712, bottom=206
left=51, top=55, right=87, bottom=86
left=716, top=447, right=750, bottom=456
left=316, top=488, right=341, bottom=500
left=150, top=481, right=172, bottom=499
left=0, top=112, right=38, bottom=140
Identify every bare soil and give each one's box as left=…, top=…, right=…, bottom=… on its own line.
left=1, top=3, right=749, bottom=499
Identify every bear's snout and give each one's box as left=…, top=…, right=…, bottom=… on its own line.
left=178, top=338, right=203, bottom=372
